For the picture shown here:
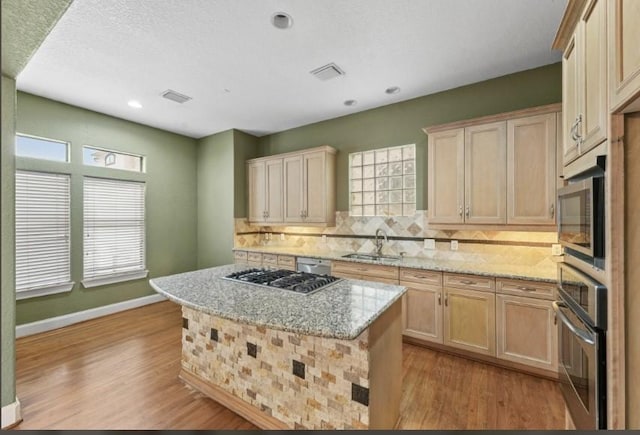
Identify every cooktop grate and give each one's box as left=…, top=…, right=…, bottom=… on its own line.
left=222, top=268, right=341, bottom=295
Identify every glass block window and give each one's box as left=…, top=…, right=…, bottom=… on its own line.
left=349, top=144, right=416, bottom=216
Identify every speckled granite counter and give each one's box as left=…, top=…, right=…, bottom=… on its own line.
left=233, top=246, right=559, bottom=282
left=150, top=263, right=404, bottom=429
left=150, top=263, right=406, bottom=340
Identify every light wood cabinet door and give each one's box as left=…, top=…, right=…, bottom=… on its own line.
left=265, top=159, right=284, bottom=223
left=402, top=284, right=443, bottom=344
left=464, top=121, right=507, bottom=224
left=563, top=35, right=581, bottom=165
left=247, top=161, right=266, bottom=223
left=283, top=155, right=304, bottom=222
left=302, top=151, right=327, bottom=223
left=608, top=0, right=640, bottom=112
left=579, top=0, right=607, bottom=154
left=427, top=128, right=465, bottom=224
left=496, top=294, right=558, bottom=372
left=507, top=113, right=557, bottom=225
left=444, top=287, right=496, bottom=356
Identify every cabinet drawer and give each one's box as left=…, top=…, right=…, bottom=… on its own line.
left=262, top=254, right=278, bottom=265
left=247, top=252, right=263, bottom=263
left=332, top=261, right=398, bottom=281
left=444, top=273, right=495, bottom=292
left=400, top=268, right=443, bottom=286
left=277, top=255, right=295, bottom=268
left=496, top=278, right=556, bottom=300
left=233, top=251, right=248, bottom=262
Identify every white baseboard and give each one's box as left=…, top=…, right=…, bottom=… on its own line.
left=1, top=397, right=21, bottom=429
left=16, top=293, right=167, bottom=338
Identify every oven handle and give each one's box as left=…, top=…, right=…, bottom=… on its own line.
left=552, top=301, right=595, bottom=346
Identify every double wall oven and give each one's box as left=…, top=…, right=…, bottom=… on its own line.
left=555, top=156, right=607, bottom=429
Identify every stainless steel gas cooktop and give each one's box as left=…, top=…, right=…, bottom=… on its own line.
left=222, top=268, right=341, bottom=295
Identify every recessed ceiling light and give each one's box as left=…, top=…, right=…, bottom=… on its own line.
left=344, top=99, right=357, bottom=107
left=128, top=100, right=142, bottom=109
left=385, top=86, right=401, bottom=95
left=271, top=12, right=293, bottom=29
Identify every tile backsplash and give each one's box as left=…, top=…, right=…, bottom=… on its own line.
left=234, top=211, right=559, bottom=271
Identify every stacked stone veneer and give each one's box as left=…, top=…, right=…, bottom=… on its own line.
left=181, top=306, right=372, bottom=429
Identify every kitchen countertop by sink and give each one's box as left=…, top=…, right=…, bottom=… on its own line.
left=233, top=246, right=558, bottom=283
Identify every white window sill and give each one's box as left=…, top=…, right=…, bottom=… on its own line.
left=82, top=270, right=149, bottom=288
left=16, top=282, right=75, bottom=300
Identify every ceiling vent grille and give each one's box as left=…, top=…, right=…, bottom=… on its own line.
left=161, top=89, right=192, bottom=104
left=310, top=63, right=345, bottom=81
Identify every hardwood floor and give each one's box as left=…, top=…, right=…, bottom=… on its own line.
left=13, top=301, right=565, bottom=430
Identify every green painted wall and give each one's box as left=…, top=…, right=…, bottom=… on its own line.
left=258, top=62, right=562, bottom=211
left=197, top=130, right=235, bottom=268
left=1, top=75, right=17, bottom=407
left=233, top=130, right=260, bottom=218
left=15, top=92, right=198, bottom=325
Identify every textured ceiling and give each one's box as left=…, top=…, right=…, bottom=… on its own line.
left=1, top=0, right=73, bottom=78
left=16, top=0, right=567, bottom=138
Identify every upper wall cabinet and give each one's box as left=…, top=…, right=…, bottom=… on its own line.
left=425, top=104, right=560, bottom=228
left=563, top=0, right=608, bottom=166
left=247, top=145, right=336, bottom=226
left=507, top=113, right=557, bottom=225
left=247, top=158, right=284, bottom=224
left=608, top=0, right=640, bottom=112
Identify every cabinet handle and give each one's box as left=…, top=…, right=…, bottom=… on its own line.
left=517, top=286, right=537, bottom=292
left=550, top=203, right=555, bottom=218
left=438, top=293, right=442, bottom=305
left=458, top=205, right=463, bottom=217
left=460, top=280, right=476, bottom=285
left=465, top=206, right=470, bottom=218
left=444, top=294, right=448, bottom=306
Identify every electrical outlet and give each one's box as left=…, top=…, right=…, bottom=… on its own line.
left=450, top=240, right=459, bottom=251
left=280, top=233, right=285, bottom=241
left=424, top=238, right=435, bottom=250
left=552, top=243, right=562, bottom=256
left=322, top=234, right=327, bottom=243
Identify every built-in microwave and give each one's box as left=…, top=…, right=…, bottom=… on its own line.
left=557, top=165, right=605, bottom=269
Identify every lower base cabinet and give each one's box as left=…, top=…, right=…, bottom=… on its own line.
left=402, top=285, right=443, bottom=344
left=496, top=293, right=558, bottom=371
left=443, top=287, right=496, bottom=356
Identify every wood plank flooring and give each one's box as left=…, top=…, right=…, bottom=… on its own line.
left=13, top=301, right=565, bottom=430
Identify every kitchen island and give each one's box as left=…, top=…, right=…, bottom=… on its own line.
left=149, top=264, right=406, bottom=430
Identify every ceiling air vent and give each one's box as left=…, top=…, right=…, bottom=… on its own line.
left=310, top=63, right=345, bottom=81
left=161, top=89, right=192, bottom=104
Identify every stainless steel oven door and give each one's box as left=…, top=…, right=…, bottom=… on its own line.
left=553, top=300, right=605, bottom=429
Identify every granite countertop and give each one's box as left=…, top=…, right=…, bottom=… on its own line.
left=150, top=263, right=406, bottom=340
left=233, top=246, right=558, bottom=283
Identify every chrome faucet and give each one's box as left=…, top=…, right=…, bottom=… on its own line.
left=374, top=229, right=387, bottom=255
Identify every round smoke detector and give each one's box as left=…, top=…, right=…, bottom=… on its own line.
left=272, top=12, right=293, bottom=29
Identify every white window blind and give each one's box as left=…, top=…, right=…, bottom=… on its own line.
left=83, top=177, right=147, bottom=287
left=15, top=171, right=73, bottom=298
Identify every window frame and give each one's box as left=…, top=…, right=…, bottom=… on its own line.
left=15, top=170, right=74, bottom=300
left=82, top=145, right=146, bottom=173
left=81, top=176, right=148, bottom=288
left=16, top=132, right=70, bottom=163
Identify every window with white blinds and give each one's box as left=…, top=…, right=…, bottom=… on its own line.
left=15, top=171, right=73, bottom=299
left=82, top=177, right=147, bottom=287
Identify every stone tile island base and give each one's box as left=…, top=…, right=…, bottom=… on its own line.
left=179, top=300, right=402, bottom=430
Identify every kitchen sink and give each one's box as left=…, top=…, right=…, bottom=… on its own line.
left=341, top=253, right=401, bottom=262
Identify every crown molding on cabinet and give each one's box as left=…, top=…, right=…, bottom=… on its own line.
left=422, top=103, right=562, bottom=135
left=551, top=0, right=588, bottom=50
